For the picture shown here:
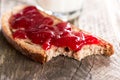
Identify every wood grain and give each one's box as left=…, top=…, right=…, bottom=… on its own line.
left=0, top=0, right=120, bottom=80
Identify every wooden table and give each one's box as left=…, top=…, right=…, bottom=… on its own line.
left=0, top=0, right=120, bottom=80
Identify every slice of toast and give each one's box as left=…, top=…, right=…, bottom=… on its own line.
left=1, top=5, right=114, bottom=63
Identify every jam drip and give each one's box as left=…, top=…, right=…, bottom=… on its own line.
left=9, top=6, right=100, bottom=51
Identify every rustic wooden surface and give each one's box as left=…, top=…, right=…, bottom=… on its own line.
left=0, top=0, right=120, bottom=80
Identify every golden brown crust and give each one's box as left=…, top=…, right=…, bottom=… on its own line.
left=1, top=5, right=114, bottom=63
left=102, top=42, right=114, bottom=56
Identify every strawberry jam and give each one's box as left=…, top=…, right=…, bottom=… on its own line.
left=9, top=6, right=100, bottom=51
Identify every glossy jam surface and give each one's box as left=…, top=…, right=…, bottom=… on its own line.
left=9, top=6, right=100, bottom=51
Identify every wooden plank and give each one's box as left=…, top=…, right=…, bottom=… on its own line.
left=0, top=0, right=120, bottom=80
left=78, top=0, right=120, bottom=80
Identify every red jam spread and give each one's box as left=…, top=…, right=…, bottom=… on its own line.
left=9, top=6, right=100, bottom=51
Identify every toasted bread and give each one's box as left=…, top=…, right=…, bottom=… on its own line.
left=1, top=5, right=114, bottom=63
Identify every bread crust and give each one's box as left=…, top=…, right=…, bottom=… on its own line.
left=1, top=5, right=114, bottom=63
